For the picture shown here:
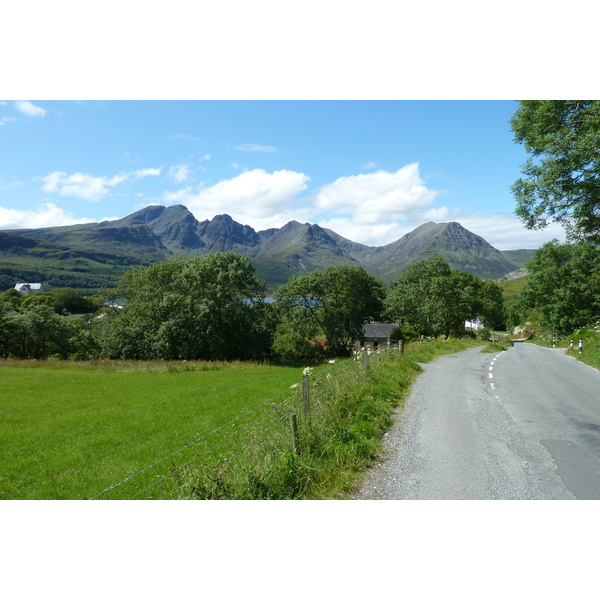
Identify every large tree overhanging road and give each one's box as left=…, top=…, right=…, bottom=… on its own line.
left=355, top=342, right=600, bottom=500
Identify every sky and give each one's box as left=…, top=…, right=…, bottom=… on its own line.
left=0, top=99, right=568, bottom=250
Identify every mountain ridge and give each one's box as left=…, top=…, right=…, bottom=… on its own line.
left=1, top=204, right=535, bottom=292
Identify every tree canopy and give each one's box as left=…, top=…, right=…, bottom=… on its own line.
left=510, top=100, right=600, bottom=242
left=512, top=240, right=600, bottom=335
left=99, top=252, right=272, bottom=360
left=274, top=264, right=385, bottom=356
left=384, top=255, right=505, bottom=337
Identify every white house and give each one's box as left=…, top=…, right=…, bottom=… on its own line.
left=14, top=283, right=44, bottom=295
left=464, top=318, right=484, bottom=331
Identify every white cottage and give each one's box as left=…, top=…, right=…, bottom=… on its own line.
left=14, top=283, right=44, bottom=295
left=464, top=318, right=484, bottom=331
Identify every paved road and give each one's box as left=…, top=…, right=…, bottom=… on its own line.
left=354, top=342, right=600, bottom=499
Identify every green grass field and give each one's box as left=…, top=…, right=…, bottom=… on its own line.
left=1, top=338, right=485, bottom=500
left=0, top=360, right=310, bottom=500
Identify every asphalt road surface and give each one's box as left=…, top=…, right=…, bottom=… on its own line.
left=354, top=342, right=600, bottom=499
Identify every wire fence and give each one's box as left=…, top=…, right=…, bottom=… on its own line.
left=88, top=343, right=403, bottom=500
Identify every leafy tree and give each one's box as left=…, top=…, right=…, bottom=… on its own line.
left=6, top=304, right=74, bottom=359
left=19, top=293, right=56, bottom=312
left=0, top=288, right=24, bottom=311
left=385, top=256, right=452, bottom=337
left=385, top=256, right=505, bottom=337
left=479, top=279, right=507, bottom=330
left=271, top=317, right=322, bottom=360
left=50, top=287, right=96, bottom=315
left=514, top=240, right=600, bottom=334
left=389, top=323, right=418, bottom=343
left=510, top=100, right=600, bottom=242
left=274, top=265, right=386, bottom=356
left=100, top=252, right=271, bottom=360
left=0, top=305, right=12, bottom=358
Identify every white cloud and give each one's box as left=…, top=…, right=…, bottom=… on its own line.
left=40, top=168, right=161, bottom=201
left=307, top=163, right=445, bottom=243
left=452, top=213, right=567, bottom=250
left=363, top=161, right=377, bottom=170
left=169, top=164, right=190, bottom=183
left=171, top=133, right=204, bottom=141
left=1, top=116, right=15, bottom=126
left=14, top=100, right=46, bottom=118
left=158, top=162, right=565, bottom=251
left=314, top=164, right=441, bottom=225
left=132, top=167, right=161, bottom=179
left=165, top=168, right=310, bottom=229
left=318, top=217, right=415, bottom=247
left=232, top=143, right=278, bottom=153
left=318, top=211, right=568, bottom=250
left=0, top=174, right=22, bottom=191
left=0, top=203, right=95, bottom=229
left=311, top=165, right=566, bottom=249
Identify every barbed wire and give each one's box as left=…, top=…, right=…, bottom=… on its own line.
left=88, top=383, right=300, bottom=499
left=88, top=353, right=384, bottom=500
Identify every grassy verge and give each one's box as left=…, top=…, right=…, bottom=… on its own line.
left=526, top=327, right=600, bottom=370
left=565, top=329, right=600, bottom=371
left=480, top=339, right=514, bottom=353
left=177, top=338, right=483, bottom=500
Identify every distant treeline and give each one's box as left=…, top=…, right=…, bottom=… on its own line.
left=1, top=252, right=509, bottom=361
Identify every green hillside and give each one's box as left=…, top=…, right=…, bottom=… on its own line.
left=0, top=229, right=172, bottom=294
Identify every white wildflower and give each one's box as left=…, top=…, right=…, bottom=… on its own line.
left=290, top=383, right=299, bottom=389
left=328, top=359, right=336, bottom=364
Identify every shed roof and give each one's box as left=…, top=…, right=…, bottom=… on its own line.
left=362, top=323, right=398, bottom=338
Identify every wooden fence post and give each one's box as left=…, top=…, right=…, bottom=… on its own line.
left=290, top=414, right=299, bottom=455
left=302, top=375, right=310, bottom=419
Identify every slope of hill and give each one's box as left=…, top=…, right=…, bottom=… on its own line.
left=0, top=229, right=170, bottom=293
left=1, top=204, right=534, bottom=292
left=500, top=249, right=536, bottom=269
left=358, top=221, right=518, bottom=282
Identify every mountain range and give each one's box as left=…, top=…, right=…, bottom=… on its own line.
left=0, top=204, right=534, bottom=293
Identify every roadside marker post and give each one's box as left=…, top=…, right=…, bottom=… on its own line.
left=579, top=339, right=583, bottom=354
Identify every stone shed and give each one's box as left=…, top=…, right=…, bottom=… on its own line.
left=360, top=323, right=398, bottom=349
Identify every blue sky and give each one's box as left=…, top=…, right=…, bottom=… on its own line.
left=0, top=99, right=568, bottom=250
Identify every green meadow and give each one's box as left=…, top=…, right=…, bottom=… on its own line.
left=0, top=360, right=308, bottom=500
left=2, top=338, right=484, bottom=500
